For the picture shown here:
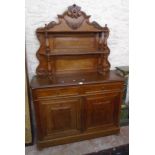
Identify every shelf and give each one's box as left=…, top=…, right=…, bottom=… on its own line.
left=40, top=51, right=104, bottom=56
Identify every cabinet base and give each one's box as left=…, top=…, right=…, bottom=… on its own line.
left=37, top=127, right=120, bottom=149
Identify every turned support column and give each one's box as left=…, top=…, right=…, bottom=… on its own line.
left=45, top=24, right=53, bottom=78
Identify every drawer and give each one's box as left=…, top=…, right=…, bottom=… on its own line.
left=33, top=86, right=79, bottom=99
left=84, top=83, right=123, bottom=94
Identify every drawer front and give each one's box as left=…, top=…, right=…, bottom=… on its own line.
left=84, top=83, right=123, bottom=94
left=33, top=86, right=79, bottom=99
left=32, top=82, right=123, bottom=100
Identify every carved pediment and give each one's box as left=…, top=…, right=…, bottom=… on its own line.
left=37, top=4, right=104, bottom=32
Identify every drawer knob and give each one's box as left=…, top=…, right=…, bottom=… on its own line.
left=78, top=82, right=83, bottom=85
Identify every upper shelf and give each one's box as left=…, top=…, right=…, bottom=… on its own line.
left=39, top=51, right=106, bottom=56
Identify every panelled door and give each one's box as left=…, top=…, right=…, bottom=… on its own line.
left=84, top=92, right=121, bottom=132
left=35, top=97, right=81, bottom=140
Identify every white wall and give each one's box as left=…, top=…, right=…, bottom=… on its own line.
left=26, top=0, right=129, bottom=79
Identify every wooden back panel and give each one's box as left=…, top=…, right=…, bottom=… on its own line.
left=36, top=4, right=111, bottom=76
left=55, top=56, right=98, bottom=74
left=49, top=33, right=98, bottom=53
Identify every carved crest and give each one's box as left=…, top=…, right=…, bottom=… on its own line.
left=63, top=4, right=84, bottom=29
left=67, top=4, right=82, bottom=18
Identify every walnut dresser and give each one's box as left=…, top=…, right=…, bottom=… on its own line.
left=30, top=4, right=124, bottom=149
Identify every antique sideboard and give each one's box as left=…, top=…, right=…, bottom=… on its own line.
left=30, top=4, right=124, bottom=148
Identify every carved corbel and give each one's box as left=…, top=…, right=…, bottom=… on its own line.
left=101, top=24, right=111, bottom=73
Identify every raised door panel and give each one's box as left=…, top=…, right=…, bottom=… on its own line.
left=35, top=97, right=81, bottom=140
left=84, top=92, right=121, bottom=132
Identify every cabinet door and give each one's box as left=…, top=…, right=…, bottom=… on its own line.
left=84, top=92, right=121, bottom=132
left=34, top=97, right=81, bottom=140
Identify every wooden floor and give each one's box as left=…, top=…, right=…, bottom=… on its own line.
left=25, top=126, right=129, bottom=155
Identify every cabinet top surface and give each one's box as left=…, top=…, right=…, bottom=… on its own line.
left=31, top=71, right=124, bottom=89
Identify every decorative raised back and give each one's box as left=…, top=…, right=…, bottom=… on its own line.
left=37, top=4, right=104, bottom=32
left=36, top=4, right=110, bottom=76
